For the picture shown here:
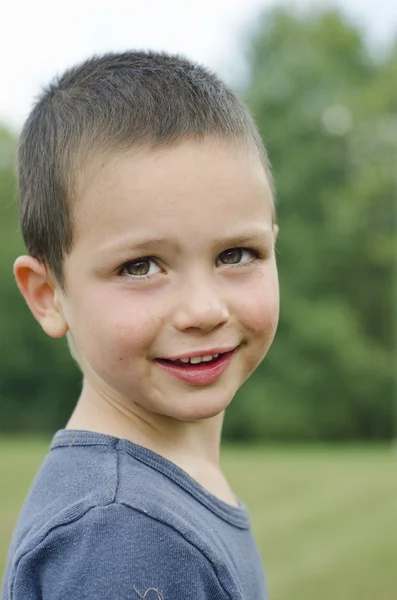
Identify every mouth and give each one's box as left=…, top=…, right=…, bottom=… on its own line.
left=157, top=353, right=224, bottom=367
left=156, top=346, right=238, bottom=366
left=154, top=348, right=238, bottom=386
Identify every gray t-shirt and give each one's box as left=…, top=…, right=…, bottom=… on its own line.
left=2, top=430, right=267, bottom=599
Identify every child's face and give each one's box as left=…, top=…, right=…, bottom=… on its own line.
left=60, top=138, right=279, bottom=422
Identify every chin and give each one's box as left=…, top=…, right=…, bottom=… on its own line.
left=175, top=407, right=225, bottom=422
left=166, top=389, right=236, bottom=422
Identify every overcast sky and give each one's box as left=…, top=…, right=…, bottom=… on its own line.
left=1, top=0, right=396, bottom=131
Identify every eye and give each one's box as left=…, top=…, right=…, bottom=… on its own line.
left=120, top=257, right=161, bottom=278
left=217, top=247, right=258, bottom=266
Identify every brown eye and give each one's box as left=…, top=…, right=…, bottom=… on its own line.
left=124, top=259, right=151, bottom=276
left=119, top=257, right=161, bottom=280
left=219, top=248, right=243, bottom=265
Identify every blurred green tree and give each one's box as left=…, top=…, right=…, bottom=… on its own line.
left=0, top=6, right=395, bottom=439
left=0, top=126, right=80, bottom=432
left=224, top=7, right=396, bottom=440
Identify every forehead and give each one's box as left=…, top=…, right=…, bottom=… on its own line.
left=72, top=138, right=274, bottom=246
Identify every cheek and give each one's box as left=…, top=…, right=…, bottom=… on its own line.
left=238, top=269, right=279, bottom=338
left=70, top=287, right=165, bottom=363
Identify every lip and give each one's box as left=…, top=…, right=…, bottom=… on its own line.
left=160, top=346, right=238, bottom=361
left=155, top=348, right=238, bottom=386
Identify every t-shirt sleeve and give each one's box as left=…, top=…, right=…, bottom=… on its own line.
left=11, top=503, right=230, bottom=600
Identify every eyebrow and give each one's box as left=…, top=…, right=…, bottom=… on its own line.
left=217, top=230, right=274, bottom=249
left=99, top=228, right=274, bottom=257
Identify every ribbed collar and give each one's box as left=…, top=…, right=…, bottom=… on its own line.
left=51, top=429, right=251, bottom=529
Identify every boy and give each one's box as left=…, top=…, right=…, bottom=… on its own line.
left=2, top=51, right=279, bottom=600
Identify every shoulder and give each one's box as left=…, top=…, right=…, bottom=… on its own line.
left=8, top=503, right=235, bottom=600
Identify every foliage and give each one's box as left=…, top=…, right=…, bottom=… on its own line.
left=223, top=6, right=396, bottom=440
left=0, top=6, right=395, bottom=439
left=0, top=131, right=81, bottom=432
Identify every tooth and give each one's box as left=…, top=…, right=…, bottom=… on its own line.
left=180, top=357, right=190, bottom=363
left=213, top=353, right=219, bottom=358
left=190, top=356, right=202, bottom=364
left=202, top=355, right=213, bottom=362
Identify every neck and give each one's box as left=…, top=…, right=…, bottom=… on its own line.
left=66, top=377, right=225, bottom=469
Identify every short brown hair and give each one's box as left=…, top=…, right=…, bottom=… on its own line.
left=18, top=51, right=273, bottom=288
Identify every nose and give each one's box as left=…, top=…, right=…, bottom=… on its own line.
left=172, top=276, right=229, bottom=333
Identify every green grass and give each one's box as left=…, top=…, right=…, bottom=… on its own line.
left=222, top=444, right=397, bottom=600
left=1, top=438, right=396, bottom=599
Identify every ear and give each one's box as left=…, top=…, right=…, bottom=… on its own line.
left=14, top=256, right=69, bottom=338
